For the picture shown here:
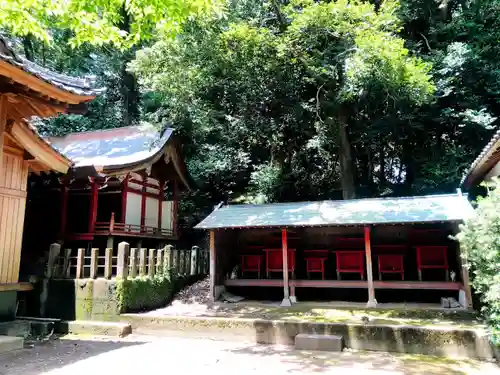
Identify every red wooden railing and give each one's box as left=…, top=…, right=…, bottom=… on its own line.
left=94, top=221, right=174, bottom=237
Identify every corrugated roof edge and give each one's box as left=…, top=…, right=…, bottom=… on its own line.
left=194, top=192, right=472, bottom=230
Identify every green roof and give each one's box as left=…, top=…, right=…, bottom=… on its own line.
left=194, top=193, right=473, bottom=230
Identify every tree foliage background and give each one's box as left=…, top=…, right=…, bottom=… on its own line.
left=2, top=0, right=499, bottom=227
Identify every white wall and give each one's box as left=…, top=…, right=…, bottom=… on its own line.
left=125, top=192, right=142, bottom=228
left=145, top=196, right=159, bottom=228
left=162, top=201, right=173, bottom=231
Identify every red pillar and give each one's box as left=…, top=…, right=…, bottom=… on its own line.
left=121, top=174, right=129, bottom=223
left=158, top=180, right=164, bottom=230
left=88, top=179, right=99, bottom=234
left=364, top=226, right=377, bottom=307
left=281, top=228, right=291, bottom=306
left=140, top=177, right=147, bottom=230
left=172, top=180, right=179, bottom=237
left=59, top=184, right=68, bottom=237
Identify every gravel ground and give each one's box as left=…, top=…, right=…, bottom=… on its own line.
left=0, top=334, right=498, bottom=375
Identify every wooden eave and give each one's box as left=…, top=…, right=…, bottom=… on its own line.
left=0, top=60, right=95, bottom=105
left=463, top=142, right=500, bottom=188
left=6, top=120, right=71, bottom=174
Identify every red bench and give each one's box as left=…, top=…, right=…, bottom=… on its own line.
left=378, top=254, right=404, bottom=280
left=304, top=250, right=329, bottom=280
left=334, top=251, right=364, bottom=280
left=416, top=246, right=449, bottom=281
left=263, top=248, right=296, bottom=278
left=241, top=254, right=263, bottom=278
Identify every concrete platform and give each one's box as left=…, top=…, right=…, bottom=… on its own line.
left=56, top=321, right=132, bottom=337
left=295, top=333, right=343, bottom=352
left=0, top=335, right=23, bottom=354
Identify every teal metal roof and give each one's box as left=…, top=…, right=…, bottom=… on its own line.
left=194, top=193, right=474, bottom=229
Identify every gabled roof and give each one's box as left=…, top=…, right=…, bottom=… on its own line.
left=461, top=128, right=500, bottom=188
left=195, top=193, right=473, bottom=230
left=47, top=123, right=192, bottom=189
left=0, top=37, right=103, bottom=104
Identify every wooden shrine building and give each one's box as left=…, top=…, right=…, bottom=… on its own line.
left=195, top=193, right=475, bottom=308
left=24, top=124, right=192, bottom=254
left=0, top=38, right=100, bottom=320
left=461, top=128, right=500, bottom=192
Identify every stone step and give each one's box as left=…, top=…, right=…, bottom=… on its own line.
left=0, top=335, right=23, bottom=354
left=295, top=333, right=344, bottom=352
left=0, top=320, right=31, bottom=337
left=56, top=320, right=132, bottom=337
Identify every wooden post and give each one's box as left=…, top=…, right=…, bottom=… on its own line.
left=172, top=247, right=179, bottom=275
left=104, top=248, right=113, bottom=279
left=139, top=248, right=147, bottom=276
left=121, top=174, right=129, bottom=223
left=164, top=245, right=172, bottom=273
left=156, top=249, right=164, bottom=275
left=62, top=249, right=72, bottom=278
left=364, top=226, right=377, bottom=307
left=129, top=248, right=138, bottom=278
left=148, top=249, right=156, bottom=277
left=280, top=228, right=291, bottom=306
left=90, top=248, right=99, bottom=279
left=88, top=179, right=99, bottom=233
left=59, top=184, right=69, bottom=236
left=460, top=247, right=474, bottom=309
left=76, top=248, right=84, bottom=279
left=209, top=230, right=216, bottom=301
left=191, top=246, right=199, bottom=275
left=185, top=249, right=190, bottom=275
left=117, top=242, right=129, bottom=278
left=46, top=243, right=61, bottom=279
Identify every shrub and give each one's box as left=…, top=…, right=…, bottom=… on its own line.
left=456, top=180, right=500, bottom=343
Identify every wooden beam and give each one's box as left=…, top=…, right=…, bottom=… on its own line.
left=364, top=226, right=377, bottom=307
left=172, top=180, right=179, bottom=236
left=281, top=228, right=292, bottom=306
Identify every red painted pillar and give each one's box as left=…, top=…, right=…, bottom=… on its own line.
left=281, top=228, right=291, bottom=306
left=121, top=174, right=129, bottom=223
left=172, top=180, right=179, bottom=237
left=158, top=180, right=164, bottom=231
left=140, top=177, right=147, bottom=230
left=364, top=226, right=377, bottom=307
left=59, top=184, right=68, bottom=237
left=88, top=179, right=99, bottom=234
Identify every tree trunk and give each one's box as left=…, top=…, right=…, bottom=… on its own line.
left=337, top=113, right=356, bottom=199
left=22, top=36, right=34, bottom=61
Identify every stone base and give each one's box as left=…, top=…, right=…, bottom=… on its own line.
left=280, top=298, right=292, bottom=307
left=0, top=291, right=17, bottom=321
left=57, top=320, right=132, bottom=337
left=0, top=335, right=23, bottom=354
left=295, top=333, right=343, bottom=352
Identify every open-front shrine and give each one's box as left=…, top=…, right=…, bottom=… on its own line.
left=23, top=123, right=192, bottom=254
left=0, top=37, right=101, bottom=320
left=195, top=192, right=474, bottom=308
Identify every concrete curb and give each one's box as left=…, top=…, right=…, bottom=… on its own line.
left=122, top=314, right=495, bottom=360
left=0, top=336, right=23, bottom=354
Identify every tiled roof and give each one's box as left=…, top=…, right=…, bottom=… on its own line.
left=460, top=128, right=500, bottom=187
left=194, top=193, right=473, bottom=229
left=47, top=123, right=174, bottom=169
left=0, top=37, right=103, bottom=97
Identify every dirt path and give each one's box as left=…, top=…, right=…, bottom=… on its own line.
left=0, top=334, right=498, bottom=375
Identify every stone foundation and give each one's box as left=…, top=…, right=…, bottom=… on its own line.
left=0, top=291, right=17, bottom=321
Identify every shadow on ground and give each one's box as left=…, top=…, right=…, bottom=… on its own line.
left=0, top=336, right=145, bottom=375
left=225, top=344, right=495, bottom=375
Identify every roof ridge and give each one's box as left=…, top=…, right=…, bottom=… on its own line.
left=49, top=123, right=171, bottom=139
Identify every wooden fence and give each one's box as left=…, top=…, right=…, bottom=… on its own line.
left=46, top=242, right=209, bottom=280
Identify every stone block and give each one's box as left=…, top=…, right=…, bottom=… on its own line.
left=441, top=297, right=450, bottom=308
left=59, top=320, right=132, bottom=337
left=295, top=333, right=344, bottom=352
left=0, top=336, right=23, bottom=354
